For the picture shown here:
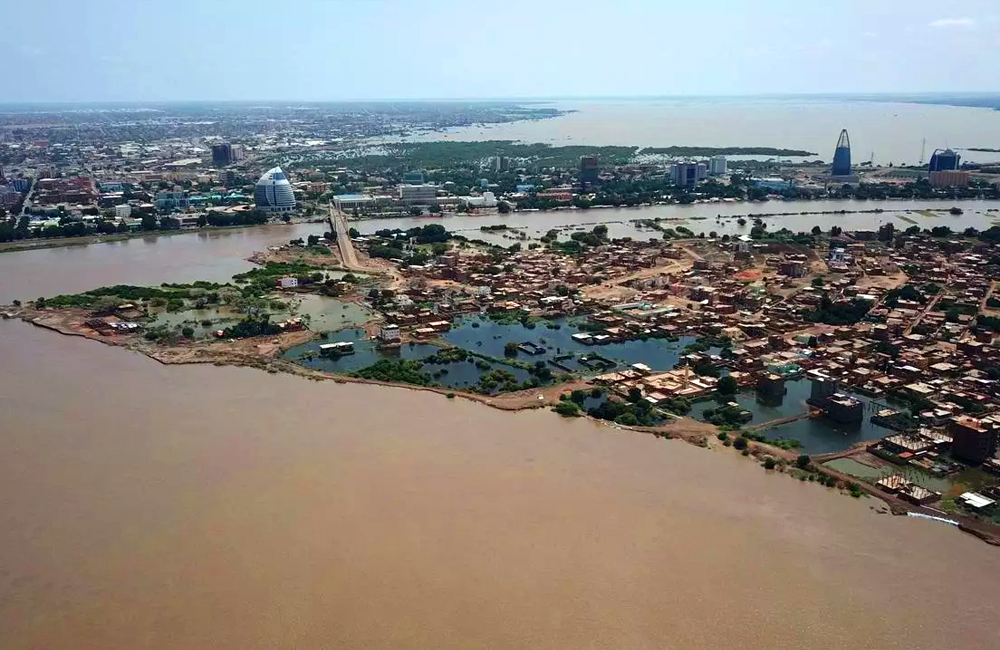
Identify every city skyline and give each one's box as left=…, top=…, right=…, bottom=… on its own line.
left=4, top=0, right=1000, bottom=103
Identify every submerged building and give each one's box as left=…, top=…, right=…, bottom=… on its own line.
left=254, top=166, right=296, bottom=214
left=831, top=129, right=852, bottom=177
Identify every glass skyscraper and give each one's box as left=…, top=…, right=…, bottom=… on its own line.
left=254, top=166, right=296, bottom=213
left=831, top=129, right=852, bottom=177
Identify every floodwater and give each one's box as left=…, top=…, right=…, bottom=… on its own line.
left=691, top=379, right=896, bottom=454
left=2, top=201, right=999, bottom=307
left=2, top=319, right=1000, bottom=649
left=0, top=223, right=320, bottom=304
left=400, top=97, right=1000, bottom=166
left=361, top=199, right=1000, bottom=241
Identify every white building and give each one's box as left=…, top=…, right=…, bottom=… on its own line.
left=379, top=324, right=401, bottom=343
left=114, top=204, right=132, bottom=218
left=709, top=156, right=727, bottom=176
left=276, top=276, right=299, bottom=289
left=462, top=191, right=497, bottom=208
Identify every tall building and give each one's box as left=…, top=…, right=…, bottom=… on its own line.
left=230, top=144, right=246, bottom=163
left=949, top=416, right=998, bottom=464
left=831, top=129, right=852, bottom=177
left=709, top=155, right=727, bottom=176
left=671, top=162, right=701, bottom=188
left=212, top=143, right=233, bottom=167
left=254, top=166, right=296, bottom=213
left=399, top=184, right=438, bottom=205
left=928, top=148, right=960, bottom=172
left=493, top=155, right=509, bottom=172
left=579, top=155, right=599, bottom=186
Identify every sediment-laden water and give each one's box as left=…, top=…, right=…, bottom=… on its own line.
left=1, top=319, right=998, bottom=650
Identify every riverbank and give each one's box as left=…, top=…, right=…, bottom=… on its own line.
left=0, top=217, right=326, bottom=255
left=13, top=303, right=1000, bottom=546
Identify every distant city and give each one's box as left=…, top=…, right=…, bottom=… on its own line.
left=0, top=99, right=997, bottom=243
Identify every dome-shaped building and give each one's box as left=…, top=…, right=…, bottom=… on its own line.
left=254, top=166, right=296, bottom=213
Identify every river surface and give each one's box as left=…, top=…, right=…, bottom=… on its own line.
left=3, top=199, right=999, bottom=306
left=359, top=198, right=1000, bottom=242
left=398, top=97, right=1000, bottom=166
left=2, top=319, right=999, bottom=649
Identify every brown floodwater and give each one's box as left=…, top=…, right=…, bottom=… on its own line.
left=0, top=224, right=319, bottom=305
left=1, top=319, right=998, bottom=649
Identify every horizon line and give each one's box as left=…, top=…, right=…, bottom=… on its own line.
left=2, top=91, right=1000, bottom=107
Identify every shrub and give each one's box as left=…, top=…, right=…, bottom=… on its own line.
left=446, top=392, right=455, bottom=399
left=554, top=400, right=581, bottom=417
left=763, top=457, right=777, bottom=470
left=181, top=326, right=195, bottom=338
left=733, top=436, right=748, bottom=450
left=717, top=431, right=729, bottom=441
left=796, top=454, right=811, bottom=469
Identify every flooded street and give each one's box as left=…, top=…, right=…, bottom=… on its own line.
left=1, top=319, right=999, bottom=649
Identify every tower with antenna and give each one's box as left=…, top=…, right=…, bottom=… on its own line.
left=919, top=138, right=926, bottom=166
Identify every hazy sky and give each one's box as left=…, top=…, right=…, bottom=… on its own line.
left=5, top=0, right=1000, bottom=102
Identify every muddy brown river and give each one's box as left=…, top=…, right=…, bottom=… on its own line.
left=1, top=319, right=998, bottom=649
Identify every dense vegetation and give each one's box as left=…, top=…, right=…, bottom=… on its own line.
left=221, top=315, right=282, bottom=339
left=335, top=141, right=639, bottom=171
left=38, top=282, right=224, bottom=309
left=638, top=146, right=816, bottom=157
left=353, top=359, right=430, bottom=385
left=803, top=296, right=873, bottom=325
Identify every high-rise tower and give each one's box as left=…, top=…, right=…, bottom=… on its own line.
left=928, top=148, right=960, bottom=172
left=831, top=129, right=852, bottom=177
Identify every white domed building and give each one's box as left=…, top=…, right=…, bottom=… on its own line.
left=254, top=166, right=296, bottom=213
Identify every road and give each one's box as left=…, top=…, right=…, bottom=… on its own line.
left=904, top=291, right=943, bottom=335
left=328, top=203, right=360, bottom=269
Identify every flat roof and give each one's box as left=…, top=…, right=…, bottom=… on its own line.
left=960, top=492, right=996, bottom=509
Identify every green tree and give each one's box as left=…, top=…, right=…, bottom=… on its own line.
left=796, top=454, right=811, bottom=469
left=811, top=225, right=822, bottom=235
left=140, top=215, right=158, bottom=231
left=554, top=400, right=581, bottom=417
left=717, top=375, right=738, bottom=395
left=409, top=206, right=423, bottom=217
left=497, top=201, right=511, bottom=214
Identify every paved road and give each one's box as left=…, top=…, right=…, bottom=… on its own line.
left=328, top=203, right=360, bottom=269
